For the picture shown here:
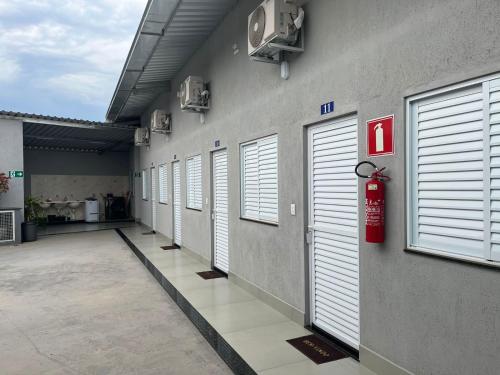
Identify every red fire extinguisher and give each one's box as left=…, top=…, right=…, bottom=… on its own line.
left=355, top=161, right=390, bottom=243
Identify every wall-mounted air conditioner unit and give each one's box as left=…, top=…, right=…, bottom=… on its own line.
left=0, top=210, right=15, bottom=244
left=248, top=0, right=304, bottom=72
left=151, top=110, right=172, bottom=134
left=178, top=76, right=210, bottom=113
left=134, top=127, right=150, bottom=146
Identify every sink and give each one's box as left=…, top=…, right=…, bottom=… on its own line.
left=68, top=202, right=81, bottom=209
left=53, top=202, right=68, bottom=210
left=39, top=202, right=51, bottom=209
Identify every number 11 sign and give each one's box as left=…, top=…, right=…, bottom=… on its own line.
left=367, top=115, right=395, bottom=157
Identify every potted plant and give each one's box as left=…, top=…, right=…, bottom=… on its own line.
left=23, top=196, right=41, bottom=242
left=0, top=173, right=10, bottom=198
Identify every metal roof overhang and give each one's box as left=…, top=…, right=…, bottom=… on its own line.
left=0, top=112, right=137, bottom=153
left=106, top=0, right=238, bottom=123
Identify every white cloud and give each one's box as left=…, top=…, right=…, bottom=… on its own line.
left=0, top=0, right=51, bottom=15
left=0, top=21, right=131, bottom=73
left=0, top=55, right=21, bottom=82
left=0, top=21, right=70, bottom=54
left=44, top=72, right=115, bottom=105
left=0, top=0, right=147, bottom=111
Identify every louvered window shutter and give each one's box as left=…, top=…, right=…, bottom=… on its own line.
left=194, top=155, right=202, bottom=209
left=186, top=155, right=202, bottom=210
left=159, top=164, right=167, bottom=203
left=241, top=135, right=278, bottom=223
left=488, top=79, right=500, bottom=261
left=410, top=85, right=485, bottom=258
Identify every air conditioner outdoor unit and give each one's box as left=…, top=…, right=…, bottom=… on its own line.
left=0, top=210, right=15, bottom=244
left=134, top=127, right=150, bottom=146
left=151, top=110, right=172, bottom=134
left=248, top=0, right=304, bottom=59
left=178, top=76, right=209, bottom=113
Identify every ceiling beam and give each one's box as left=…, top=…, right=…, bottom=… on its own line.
left=23, top=134, right=111, bottom=146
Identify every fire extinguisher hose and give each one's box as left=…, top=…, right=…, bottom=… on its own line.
left=355, top=161, right=391, bottom=181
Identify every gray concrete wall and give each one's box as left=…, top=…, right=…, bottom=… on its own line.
left=24, top=149, right=130, bottom=196
left=0, top=119, right=24, bottom=211
left=134, top=1, right=500, bottom=374
left=24, top=149, right=130, bottom=199
left=129, top=146, right=138, bottom=219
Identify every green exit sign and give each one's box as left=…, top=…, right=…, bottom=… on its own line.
left=9, top=170, right=24, bottom=178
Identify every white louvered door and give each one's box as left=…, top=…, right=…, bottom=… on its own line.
left=308, top=116, right=359, bottom=350
left=173, top=161, right=182, bottom=246
left=213, top=149, right=229, bottom=273
left=151, top=166, right=157, bottom=231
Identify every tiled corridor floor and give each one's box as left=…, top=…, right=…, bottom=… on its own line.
left=119, top=225, right=376, bottom=375
left=0, top=230, right=231, bottom=375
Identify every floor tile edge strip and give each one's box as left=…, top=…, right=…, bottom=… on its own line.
left=115, top=229, right=257, bottom=375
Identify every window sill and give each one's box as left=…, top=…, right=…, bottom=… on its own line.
left=239, top=217, right=278, bottom=227
left=186, top=207, right=202, bottom=212
left=405, top=246, right=500, bottom=270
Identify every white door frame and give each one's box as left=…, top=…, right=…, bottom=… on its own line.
left=211, top=148, right=229, bottom=273
left=172, top=160, right=182, bottom=246
left=307, top=115, right=360, bottom=350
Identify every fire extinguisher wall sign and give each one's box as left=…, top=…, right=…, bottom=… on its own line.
left=355, top=161, right=390, bottom=243
left=367, top=115, right=395, bottom=157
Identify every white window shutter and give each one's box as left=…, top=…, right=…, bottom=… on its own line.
left=410, top=85, right=485, bottom=258
left=159, top=164, right=167, bottom=203
left=186, top=158, right=193, bottom=208
left=194, top=155, right=202, bottom=209
left=186, top=155, right=202, bottom=210
left=243, top=142, right=259, bottom=219
left=241, top=135, right=278, bottom=223
left=258, top=136, right=278, bottom=221
left=488, top=78, right=500, bottom=261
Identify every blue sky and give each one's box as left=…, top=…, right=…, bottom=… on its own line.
left=0, top=0, right=147, bottom=121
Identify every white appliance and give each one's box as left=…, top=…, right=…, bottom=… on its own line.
left=134, top=127, right=150, bottom=146
left=178, top=76, right=209, bottom=112
left=85, top=199, right=99, bottom=223
left=248, top=0, right=303, bottom=57
left=151, top=110, right=172, bottom=134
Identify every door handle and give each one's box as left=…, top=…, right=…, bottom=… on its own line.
left=306, top=228, right=313, bottom=245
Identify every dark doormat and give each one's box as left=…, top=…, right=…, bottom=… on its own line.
left=287, top=335, right=348, bottom=364
left=161, top=244, right=180, bottom=250
left=142, top=231, right=156, bottom=235
left=197, top=270, right=226, bottom=279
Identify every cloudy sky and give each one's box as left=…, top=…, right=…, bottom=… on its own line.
left=0, top=0, right=147, bottom=121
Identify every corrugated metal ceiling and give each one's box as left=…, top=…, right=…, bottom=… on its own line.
left=23, top=122, right=135, bottom=153
left=106, top=0, right=238, bottom=122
